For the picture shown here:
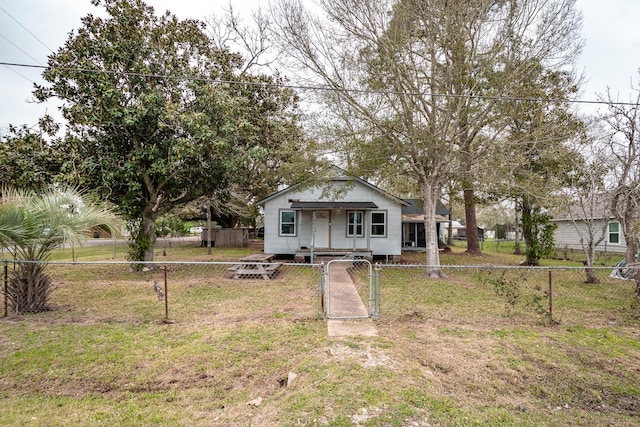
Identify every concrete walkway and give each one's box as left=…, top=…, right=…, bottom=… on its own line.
left=326, top=262, right=378, bottom=337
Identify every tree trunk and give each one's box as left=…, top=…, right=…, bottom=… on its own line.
left=8, top=262, right=53, bottom=314
left=622, top=229, right=640, bottom=297
left=463, top=187, right=481, bottom=254
left=206, top=203, right=212, bottom=256
left=623, top=224, right=637, bottom=264
left=141, top=213, right=157, bottom=262
left=584, top=244, right=599, bottom=284
left=584, top=267, right=599, bottom=284
left=514, top=205, right=522, bottom=255
left=446, top=191, right=454, bottom=246
left=421, top=183, right=447, bottom=278
left=520, top=200, right=537, bottom=265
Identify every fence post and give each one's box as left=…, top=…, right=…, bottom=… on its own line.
left=374, top=263, right=380, bottom=321
left=164, top=265, right=169, bottom=321
left=319, top=262, right=326, bottom=319
left=548, top=268, right=553, bottom=324
left=3, top=261, right=8, bottom=317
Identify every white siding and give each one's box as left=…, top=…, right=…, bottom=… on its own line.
left=553, top=219, right=626, bottom=254
left=263, top=180, right=403, bottom=256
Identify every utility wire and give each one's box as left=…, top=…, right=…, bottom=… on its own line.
left=1, top=62, right=36, bottom=85
left=1, top=60, right=638, bottom=108
left=0, top=34, right=45, bottom=65
left=0, top=5, right=54, bottom=53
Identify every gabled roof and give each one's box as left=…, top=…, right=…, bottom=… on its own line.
left=402, top=199, right=451, bottom=216
left=552, top=193, right=614, bottom=221
left=256, top=167, right=409, bottom=207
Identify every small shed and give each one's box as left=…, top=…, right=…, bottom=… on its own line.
left=455, top=226, right=484, bottom=241
left=201, top=228, right=248, bottom=248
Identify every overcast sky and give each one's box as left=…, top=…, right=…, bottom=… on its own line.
left=1, top=0, right=639, bottom=134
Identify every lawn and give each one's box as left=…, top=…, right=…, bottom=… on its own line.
left=1, top=241, right=639, bottom=426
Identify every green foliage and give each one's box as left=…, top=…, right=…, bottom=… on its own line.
left=0, top=187, right=120, bottom=313
left=521, top=204, right=557, bottom=266
left=480, top=269, right=550, bottom=321
left=125, top=219, right=150, bottom=266
left=37, top=0, right=304, bottom=261
left=484, top=270, right=522, bottom=316
left=155, top=214, right=187, bottom=237
left=494, top=59, right=583, bottom=265
left=0, top=119, right=62, bottom=190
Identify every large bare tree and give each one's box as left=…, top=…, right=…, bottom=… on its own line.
left=602, top=81, right=640, bottom=268
left=561, top=129, right=614, bottom=282
left=272, top=0, right=583, bottom=274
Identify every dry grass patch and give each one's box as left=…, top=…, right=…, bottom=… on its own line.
left=1, top=244, right=639, bottom=425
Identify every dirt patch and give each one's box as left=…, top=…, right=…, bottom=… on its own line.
left=327, top=343, right=394, bottom=368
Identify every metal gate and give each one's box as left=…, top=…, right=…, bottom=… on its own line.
left=320, top=259, right=379, bottom=320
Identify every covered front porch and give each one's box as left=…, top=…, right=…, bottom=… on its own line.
left=290, top=201, right=379, bottom=263
left=293, top=247, right=373, bottom=262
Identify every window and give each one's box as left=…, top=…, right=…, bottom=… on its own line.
left=347, top=211, right=364, bottom=237
left=280, top=210, right=296, bottom=236
left=371, top=211, right=386, bottom=237
left=608, top=222, right=620, bottom=244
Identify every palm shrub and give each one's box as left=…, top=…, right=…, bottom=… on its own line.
left=1, top=187, right=120, bottom=313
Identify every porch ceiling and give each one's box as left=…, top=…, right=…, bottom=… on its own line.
left=290, top=201, right=378, bottom=210
left=403, top=214, right=449, bottom=222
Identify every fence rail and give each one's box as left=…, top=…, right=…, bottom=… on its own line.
left=2, top=260, right=638, bottom=327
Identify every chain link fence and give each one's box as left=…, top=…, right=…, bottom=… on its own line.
left=2, top=260, right=322, bottom=324
left=374, top=264, right=639, bottom=326
left=2, top=260, right=639, bottom=327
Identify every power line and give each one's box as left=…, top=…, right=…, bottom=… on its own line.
left=1, top=62, right=37, bottom=85
left=0, top=5, right=54, bottom=53
left=0, top=34, right=45, bottom=65
left=0, top=60, right=638, bottom=108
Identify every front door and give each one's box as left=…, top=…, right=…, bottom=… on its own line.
left=313, top=211, right=330, bottom=248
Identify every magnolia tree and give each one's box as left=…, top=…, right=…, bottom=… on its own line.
left=36, top=0, right=303, bottom=263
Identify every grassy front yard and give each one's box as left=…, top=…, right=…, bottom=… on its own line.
left=0, top=242, right=638, bottom=425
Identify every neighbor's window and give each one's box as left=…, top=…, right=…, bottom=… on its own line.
left=280, top=210, right=296, bottom=236
left=608, top=222, right=620, bottom=244
left=347, top=211, right=364, bottom=237
left=371, top=211, right=386, bottom=237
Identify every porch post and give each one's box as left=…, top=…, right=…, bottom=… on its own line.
left=297, top=210, right=302, bottom=251
left=311, top=211, right=315, bottom=264
left=366, top=210, right=371, bottom=251
left=352, top=218, right=357, bottom=251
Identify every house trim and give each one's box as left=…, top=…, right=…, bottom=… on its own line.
left=608, top=221, right=621, bottom=245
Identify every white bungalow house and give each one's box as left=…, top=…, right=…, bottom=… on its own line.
left=257, top=170, right=408, bottom=262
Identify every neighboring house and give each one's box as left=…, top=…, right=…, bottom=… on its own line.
left=401, top=199, right=451, bottom=248
left=441, top=220, right=464, bottom=240
left=257, top=170, right=409, bottom=262
left=552, top=205, right=626, bottom=254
